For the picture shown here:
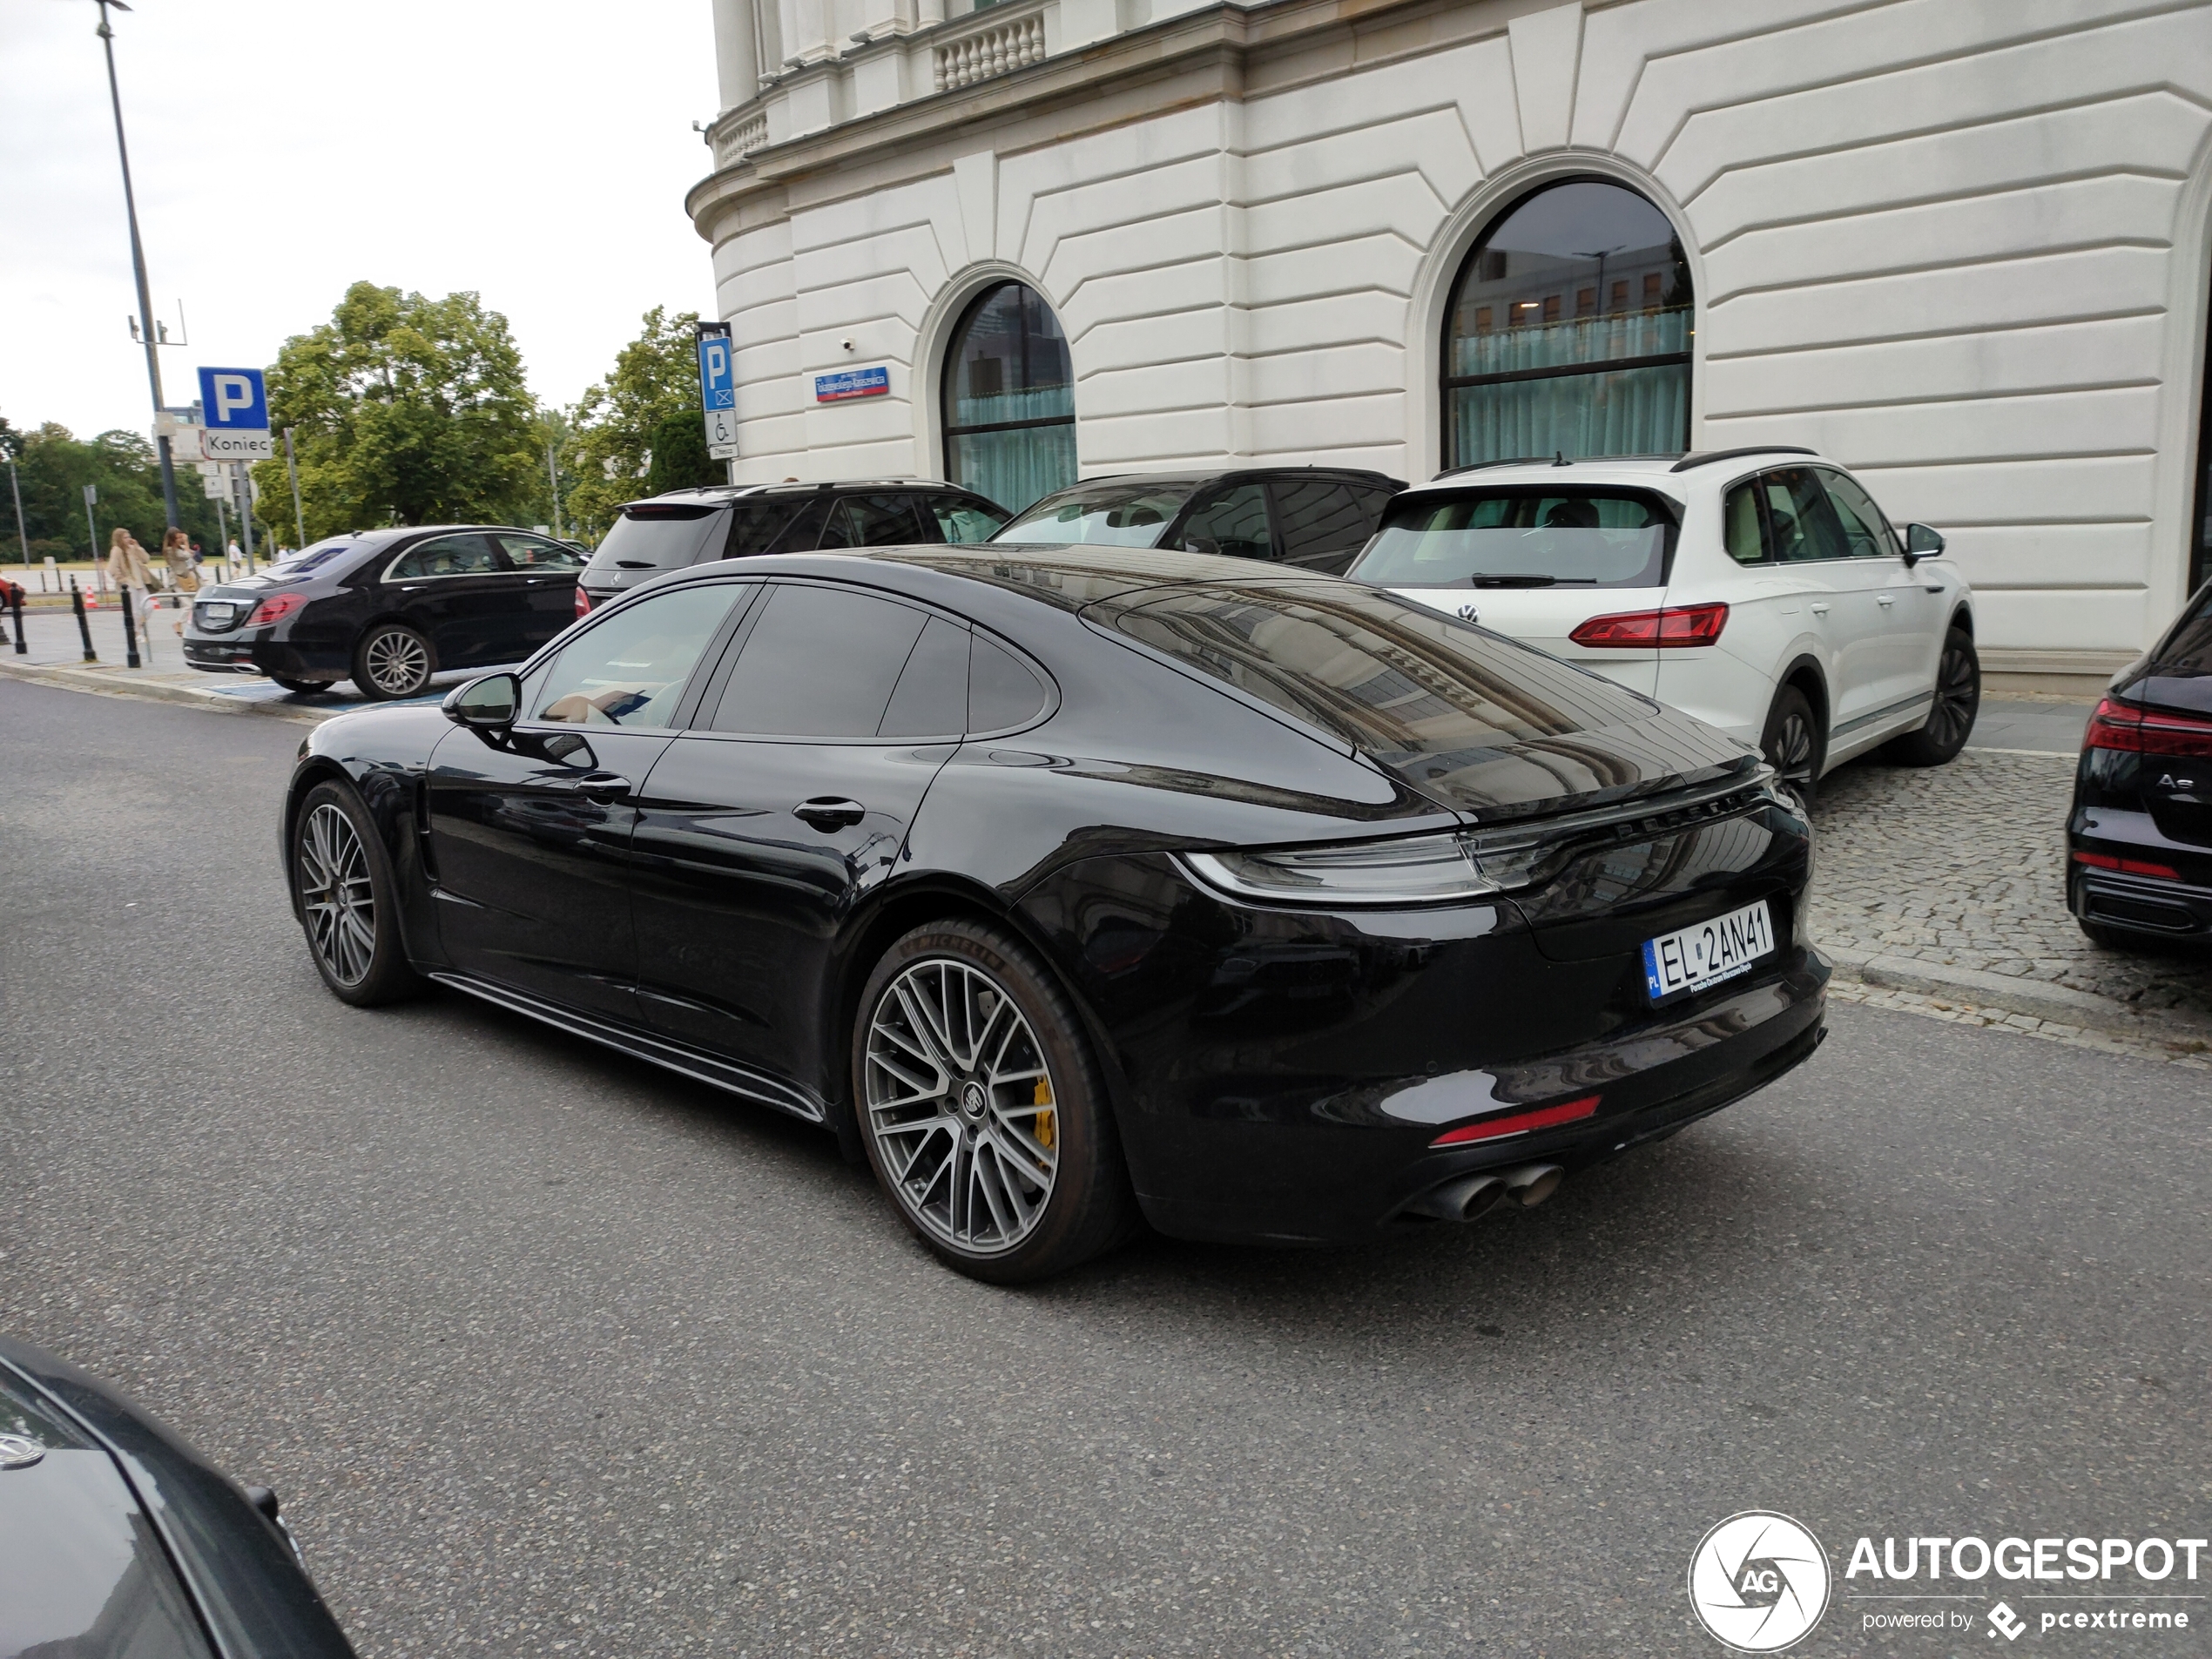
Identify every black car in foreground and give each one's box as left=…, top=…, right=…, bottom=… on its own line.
left=185, top=526, right=586, bottom=699
left=281, top=546, right=1825, bottom=1280
left=991, top=467, right=1404, bottom=573
left=0, top=1333, right=355, bottom=1657
left=576, top=480, right=1008, bottom=612
left=2069, top=577, right=2212, bottom=946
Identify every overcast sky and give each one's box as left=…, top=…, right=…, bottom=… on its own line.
left=1, top=1, right=721, bottom=441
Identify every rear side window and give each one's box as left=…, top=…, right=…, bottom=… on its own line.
left=724, top=501, right=798, bottom=557
left=969, top=636, right=1049, bottom=731
left=1173, top=483, right=1273, bottom=560
left=880, top=617, right=972, bottom=738
left=765, top=496, right=833, bottom=553
left=822, top=495, right=928, bottom=548
left=928, top=496, right=1008, bottom=544
left=586, top=504, right=725, bottom=573
left=1722, top=482, right=1767, bottom=565
left=709, top=583, right=929, bottom=738
left=388, top=533, right=499, bottom=579
left=1271, top=479, right=1375, bottom=569
left=1100, top=583, right=1655, bottom=762
left=1348, top=489, right=1672, bottom=589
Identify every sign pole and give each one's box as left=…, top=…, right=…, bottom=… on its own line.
left=93, top=1, right=180, bottom=537
left=284, top=426, right=306, bottom=550
left=83, top=483, right=101, bottom=590
left=213, top=489, right=227, bottom=577
left=8, top=455, right=27, bottom=573
left=233, top=464, right=255, bottom=574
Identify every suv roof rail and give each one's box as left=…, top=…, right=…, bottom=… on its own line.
left=1430, top=456, right=1554, bottom=480
left=1668, top=445, right=1817, bottom=473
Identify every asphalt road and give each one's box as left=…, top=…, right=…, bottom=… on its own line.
left=2, top=678, right=2205, bottom=1658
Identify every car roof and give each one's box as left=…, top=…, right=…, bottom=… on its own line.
left=620, top=480, right=977, bottom=511
left=1042, top=466, right=1406, bottom=493
left=1402, top=447, right=1829, bottom=496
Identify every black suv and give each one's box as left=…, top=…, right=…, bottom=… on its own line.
left=2069, top=576, right=2212, bottom=948
left=989, top=467, right=1405, bottom=573
left=577, top=481, right=1008, bottom=612
left=185, top=525, right=584, bottom=700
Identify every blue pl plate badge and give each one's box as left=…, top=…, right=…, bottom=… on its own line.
left=814, top=366, right=890, bottom=402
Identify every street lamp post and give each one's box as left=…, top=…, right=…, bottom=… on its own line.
left=546, top=436, right=563, bottom=541
left=8, top=455, right=27, bottom=573
left=93, top=0, right=181, bottom=537
left=284, top=426, right=306, bottom=550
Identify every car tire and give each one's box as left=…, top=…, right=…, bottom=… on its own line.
left=269, top=674, right=336, bottom=695
left=1884, top=626, right=1980, bottom=766
left=352, top=623, right=435, bottom=699
left=1760, top=684, right=1824, bottom=806
left=291, top=779, right=426, bottom=1007
left=853, top=919, right=1137, bottom=1284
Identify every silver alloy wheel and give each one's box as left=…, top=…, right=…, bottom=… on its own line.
left=299, top=802, right=376, bottom=985
left=864, top=958, right=1060, bottom=1256
left=362, top=628, right=429, bottom=696
left=1768, top=710, right=1817, bottom=792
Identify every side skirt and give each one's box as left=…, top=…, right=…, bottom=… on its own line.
left=425, top=969, right=826, bottom=1125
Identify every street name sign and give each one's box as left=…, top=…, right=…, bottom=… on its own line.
left=197, top=366, right=274, bottom=459
left=698, top=324, right=738, bottom=461
left=814, top=366, right=890, bottom=402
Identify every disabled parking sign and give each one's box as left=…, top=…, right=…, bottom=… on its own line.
left=698, top=323, right=737, bottom=459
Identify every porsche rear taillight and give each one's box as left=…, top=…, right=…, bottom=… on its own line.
left=1569, top=602, right=1728, bottom=648
left=2083, top=697, right=2212, bottom=759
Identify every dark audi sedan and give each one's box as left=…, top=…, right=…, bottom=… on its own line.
left=281, top=547, right=1826, bottom=1280
left=185, top=525, right=585, bottom=699
left=0, top=1333, right=355, bottom=1656
left=991, top=467, right=1404, bottom=574
left=2069, top=577, right=2212, bottom=946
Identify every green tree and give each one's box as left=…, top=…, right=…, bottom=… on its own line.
left=253, top=281, right=539, bottom=539
left=566, top=307, right=721, bottom=541
left=3, top=419, right=222, bottom=563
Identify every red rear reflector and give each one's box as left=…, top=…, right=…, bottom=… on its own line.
left=2073, top=849, right=2180, bottom=880
left=1570, top=603, right=1728, bottom=649
left=574, top=586, right=593, bottom=619
left=2084, top=696, right=2212, bottom=758
left=1429, top=1094, right=1600, bottom=1148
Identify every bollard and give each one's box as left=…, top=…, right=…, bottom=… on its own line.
left=71, top=579, right=97, bottom=662
left=120, top=585, right=142, bottom=669
left=10, top=587, right=24, bottom=656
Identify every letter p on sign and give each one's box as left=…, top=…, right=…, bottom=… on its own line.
left=196, top=366, right=268, bottom=430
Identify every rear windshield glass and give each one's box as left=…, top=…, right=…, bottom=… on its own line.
left=1099, top=583, right=1656, bottom=760
left=266, top=538, right=355, bottom=576
left=2163, top=584, right=2212, bottom=671
left=585, top=504, right=725, bottom=573
left=993, top=482, right=1191, bottom=548
left=1348, top=489, right=1674, bottom=589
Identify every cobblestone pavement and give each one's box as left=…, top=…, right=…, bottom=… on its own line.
left=1808, top=747, right=2212, bottom=1028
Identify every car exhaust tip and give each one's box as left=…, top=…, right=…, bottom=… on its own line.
left=1501, top=1163, right=1564, bottom=1208
left=1406, top=1173, right=1510, bottom=1223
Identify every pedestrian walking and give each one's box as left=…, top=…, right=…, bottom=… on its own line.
left=160, top=527, right=194, bottom=590
left=108, top=528, right=152, bottom=655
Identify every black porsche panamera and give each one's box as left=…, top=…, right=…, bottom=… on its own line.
left=281, top=545, right=1827, bottom=1281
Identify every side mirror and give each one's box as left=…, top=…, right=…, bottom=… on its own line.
left=443, top=671, right=520, bottom=730
left=1902, top=523, right=1946, bottom=566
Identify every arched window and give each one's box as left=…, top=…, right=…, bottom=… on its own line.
left=942, top=281, right=1076, bottom=513
left=1442, top=179, right=1692, bottom=469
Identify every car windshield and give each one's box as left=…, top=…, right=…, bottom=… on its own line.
left=585, top=504, right=725, bottom=572
left=1349, top=489, right=1673, bottom=589
left=992, top=482, right=1191, bottom=548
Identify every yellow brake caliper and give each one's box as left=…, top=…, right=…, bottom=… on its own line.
left=1033, top=1076, right=1055, bottom=1151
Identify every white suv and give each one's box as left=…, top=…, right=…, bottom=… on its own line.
left=1345, top=447, right=1978, bottom=797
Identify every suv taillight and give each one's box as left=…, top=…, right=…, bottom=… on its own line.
left=1569, top=602, right=1728, bottom=648
left=247, top=592, right=307, bottom=627
left=574, top=587, right=593, bottom=619
left=2084, top=696, right=2212, bottom=758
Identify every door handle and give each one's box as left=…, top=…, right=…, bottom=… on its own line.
left=1810, top=603, right=1830, bottom=616
left=568, top=773, right=632, bottom=804
left=1877, top=594, right=1895, bottom=607
left=794, top=797, right=867, bottom=831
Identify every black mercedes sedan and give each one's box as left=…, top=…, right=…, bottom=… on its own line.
left=0, top=1333, right=356, bottom=1657
left=991, top=467, right=1403, bottom=574
left=2068, top=577, right=2212, bottom=947
left=185, top=526, right=585, bottom=699
left=280, top=547, right=1826, bottom=1281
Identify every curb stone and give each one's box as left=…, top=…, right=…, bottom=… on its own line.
left=0, top=658, right=335, bottom=725
left=1823, top=946, right=2212, bottom=1050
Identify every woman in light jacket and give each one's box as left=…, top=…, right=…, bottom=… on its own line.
left=107, top=527, right=152, bottom=630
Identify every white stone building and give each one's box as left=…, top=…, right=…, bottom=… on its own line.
left=687, top=0, right=2212, bottom=688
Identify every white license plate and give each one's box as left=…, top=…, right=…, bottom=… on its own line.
left=201, top=603, right=234, bottom=624
left=1642, top=899, right=1776, bottom=1001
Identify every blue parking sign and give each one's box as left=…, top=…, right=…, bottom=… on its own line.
left=197, top=367, right=268, bottom=429
left=697, top=333, right=734, bottom=412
